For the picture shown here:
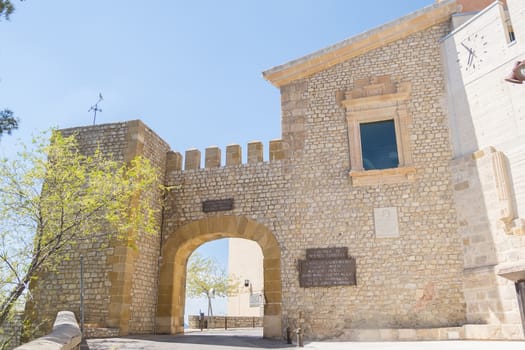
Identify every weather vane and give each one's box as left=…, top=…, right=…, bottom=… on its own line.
left=88, top=93, right=104, bottom=125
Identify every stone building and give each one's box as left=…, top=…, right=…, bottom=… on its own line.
left=227, top=239, right=264, bottom=317
left=26, top=0, right=525, bottom=341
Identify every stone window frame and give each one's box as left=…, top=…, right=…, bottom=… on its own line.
left=340, top=78, right=416, bottom=187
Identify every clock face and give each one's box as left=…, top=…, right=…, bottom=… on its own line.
left=457, top=33, right=488, bottom=72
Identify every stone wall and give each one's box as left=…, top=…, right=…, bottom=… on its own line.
left=25, top=122, right=132, bottom=334
left=276, top=22, right=465, bottom=339
left=187, top=315, right=263, bottom=329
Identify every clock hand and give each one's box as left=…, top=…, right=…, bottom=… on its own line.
left=461, top=42, right=471, bottom=51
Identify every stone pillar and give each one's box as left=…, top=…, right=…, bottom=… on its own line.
left=248, top=141, right=263, bottom=164
left=205, top=146, right=221, bottom=168
left=185, top=149, right=201, bottom=170
left=226, top=144, right=242, bottom=166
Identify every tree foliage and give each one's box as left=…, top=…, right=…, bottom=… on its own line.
left=0, top=0, right=22, bottom=20
left=0, top=109, right=18, bottom=139
left=186, top=252, right=237, bottom=316
left=1, top=0, right=23, bottom=137
left=0, top=131, right=160, bottom=327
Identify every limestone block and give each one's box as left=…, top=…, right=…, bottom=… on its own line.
left=398, top=329, right=417, bottom=340
left=263, top=315, right=282, bottom=339
left=205, top=146, right=221, bottom=168
left=226, top=144, right=242, bottom=166
left=247, top=141, right=263, bottom=163
left=166, top=151, right=182, bottom=172
left=269, top=139, right=285, bottom=161
left=184, top=149, right=201, bottom=170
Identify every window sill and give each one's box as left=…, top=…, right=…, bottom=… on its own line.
left=349, top=167, right=416, bottom=187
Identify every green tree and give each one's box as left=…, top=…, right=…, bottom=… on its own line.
left=0, top=109, right=18, bottom=139
left=0, top=131, right=160, bottom=327
left=186, top=252, right=237, bottom=317
left=0, top=0, right=22, bottom=20
left=1, top=0, right=23, bottom=137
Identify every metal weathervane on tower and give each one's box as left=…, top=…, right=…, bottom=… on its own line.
left=88, top=93, right=104, bottom=125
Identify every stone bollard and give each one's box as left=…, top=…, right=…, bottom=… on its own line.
left=296, top=328, right=303, bottom=347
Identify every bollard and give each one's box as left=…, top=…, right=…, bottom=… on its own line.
left=286, top=327, right=292, bottom=344
left=296, top=328, right=303, bottom=347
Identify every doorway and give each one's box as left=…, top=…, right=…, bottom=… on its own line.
left=155, top=215, right=282, bottom=339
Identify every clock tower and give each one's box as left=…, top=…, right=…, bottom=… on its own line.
left=442, top=0, right=525, bottom=340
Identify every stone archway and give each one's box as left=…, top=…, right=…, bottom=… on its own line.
left=156, top=216, right=282, bottom=338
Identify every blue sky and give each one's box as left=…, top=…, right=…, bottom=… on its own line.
left=0, top=0, right=435, bottom=319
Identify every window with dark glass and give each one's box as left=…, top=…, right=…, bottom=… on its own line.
left=359, top=120, right=399, bottom=170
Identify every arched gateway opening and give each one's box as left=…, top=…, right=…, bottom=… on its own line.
left=156, top=216, right=282, bottom=338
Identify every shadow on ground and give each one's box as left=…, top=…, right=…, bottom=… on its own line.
left=86, top=328, right=296, bottom=350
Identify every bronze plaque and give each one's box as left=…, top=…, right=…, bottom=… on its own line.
left=299, top=247, right=356, bottom=287
left=202, top=198, right=234, bottom=213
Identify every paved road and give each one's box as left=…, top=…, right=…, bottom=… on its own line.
left=86, top=328, right=525, bottom=350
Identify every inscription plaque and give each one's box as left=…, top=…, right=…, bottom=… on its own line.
left=373, top=207, right=399, bottom=238
left=299, top=247, right=356, bottom=287
left=202, top=198, right=234, bottom=213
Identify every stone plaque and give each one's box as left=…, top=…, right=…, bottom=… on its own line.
left=373, top=207, right=399, bottom=238
left=202, top=198, right=234, bottom=213
left=299, top=247, right=356, bottom=288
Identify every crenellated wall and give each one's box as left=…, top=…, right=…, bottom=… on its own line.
left=165, top=139, right=286, bottom=172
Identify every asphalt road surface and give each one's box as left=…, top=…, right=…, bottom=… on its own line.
left=86, top=328, right=525, bottom=350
